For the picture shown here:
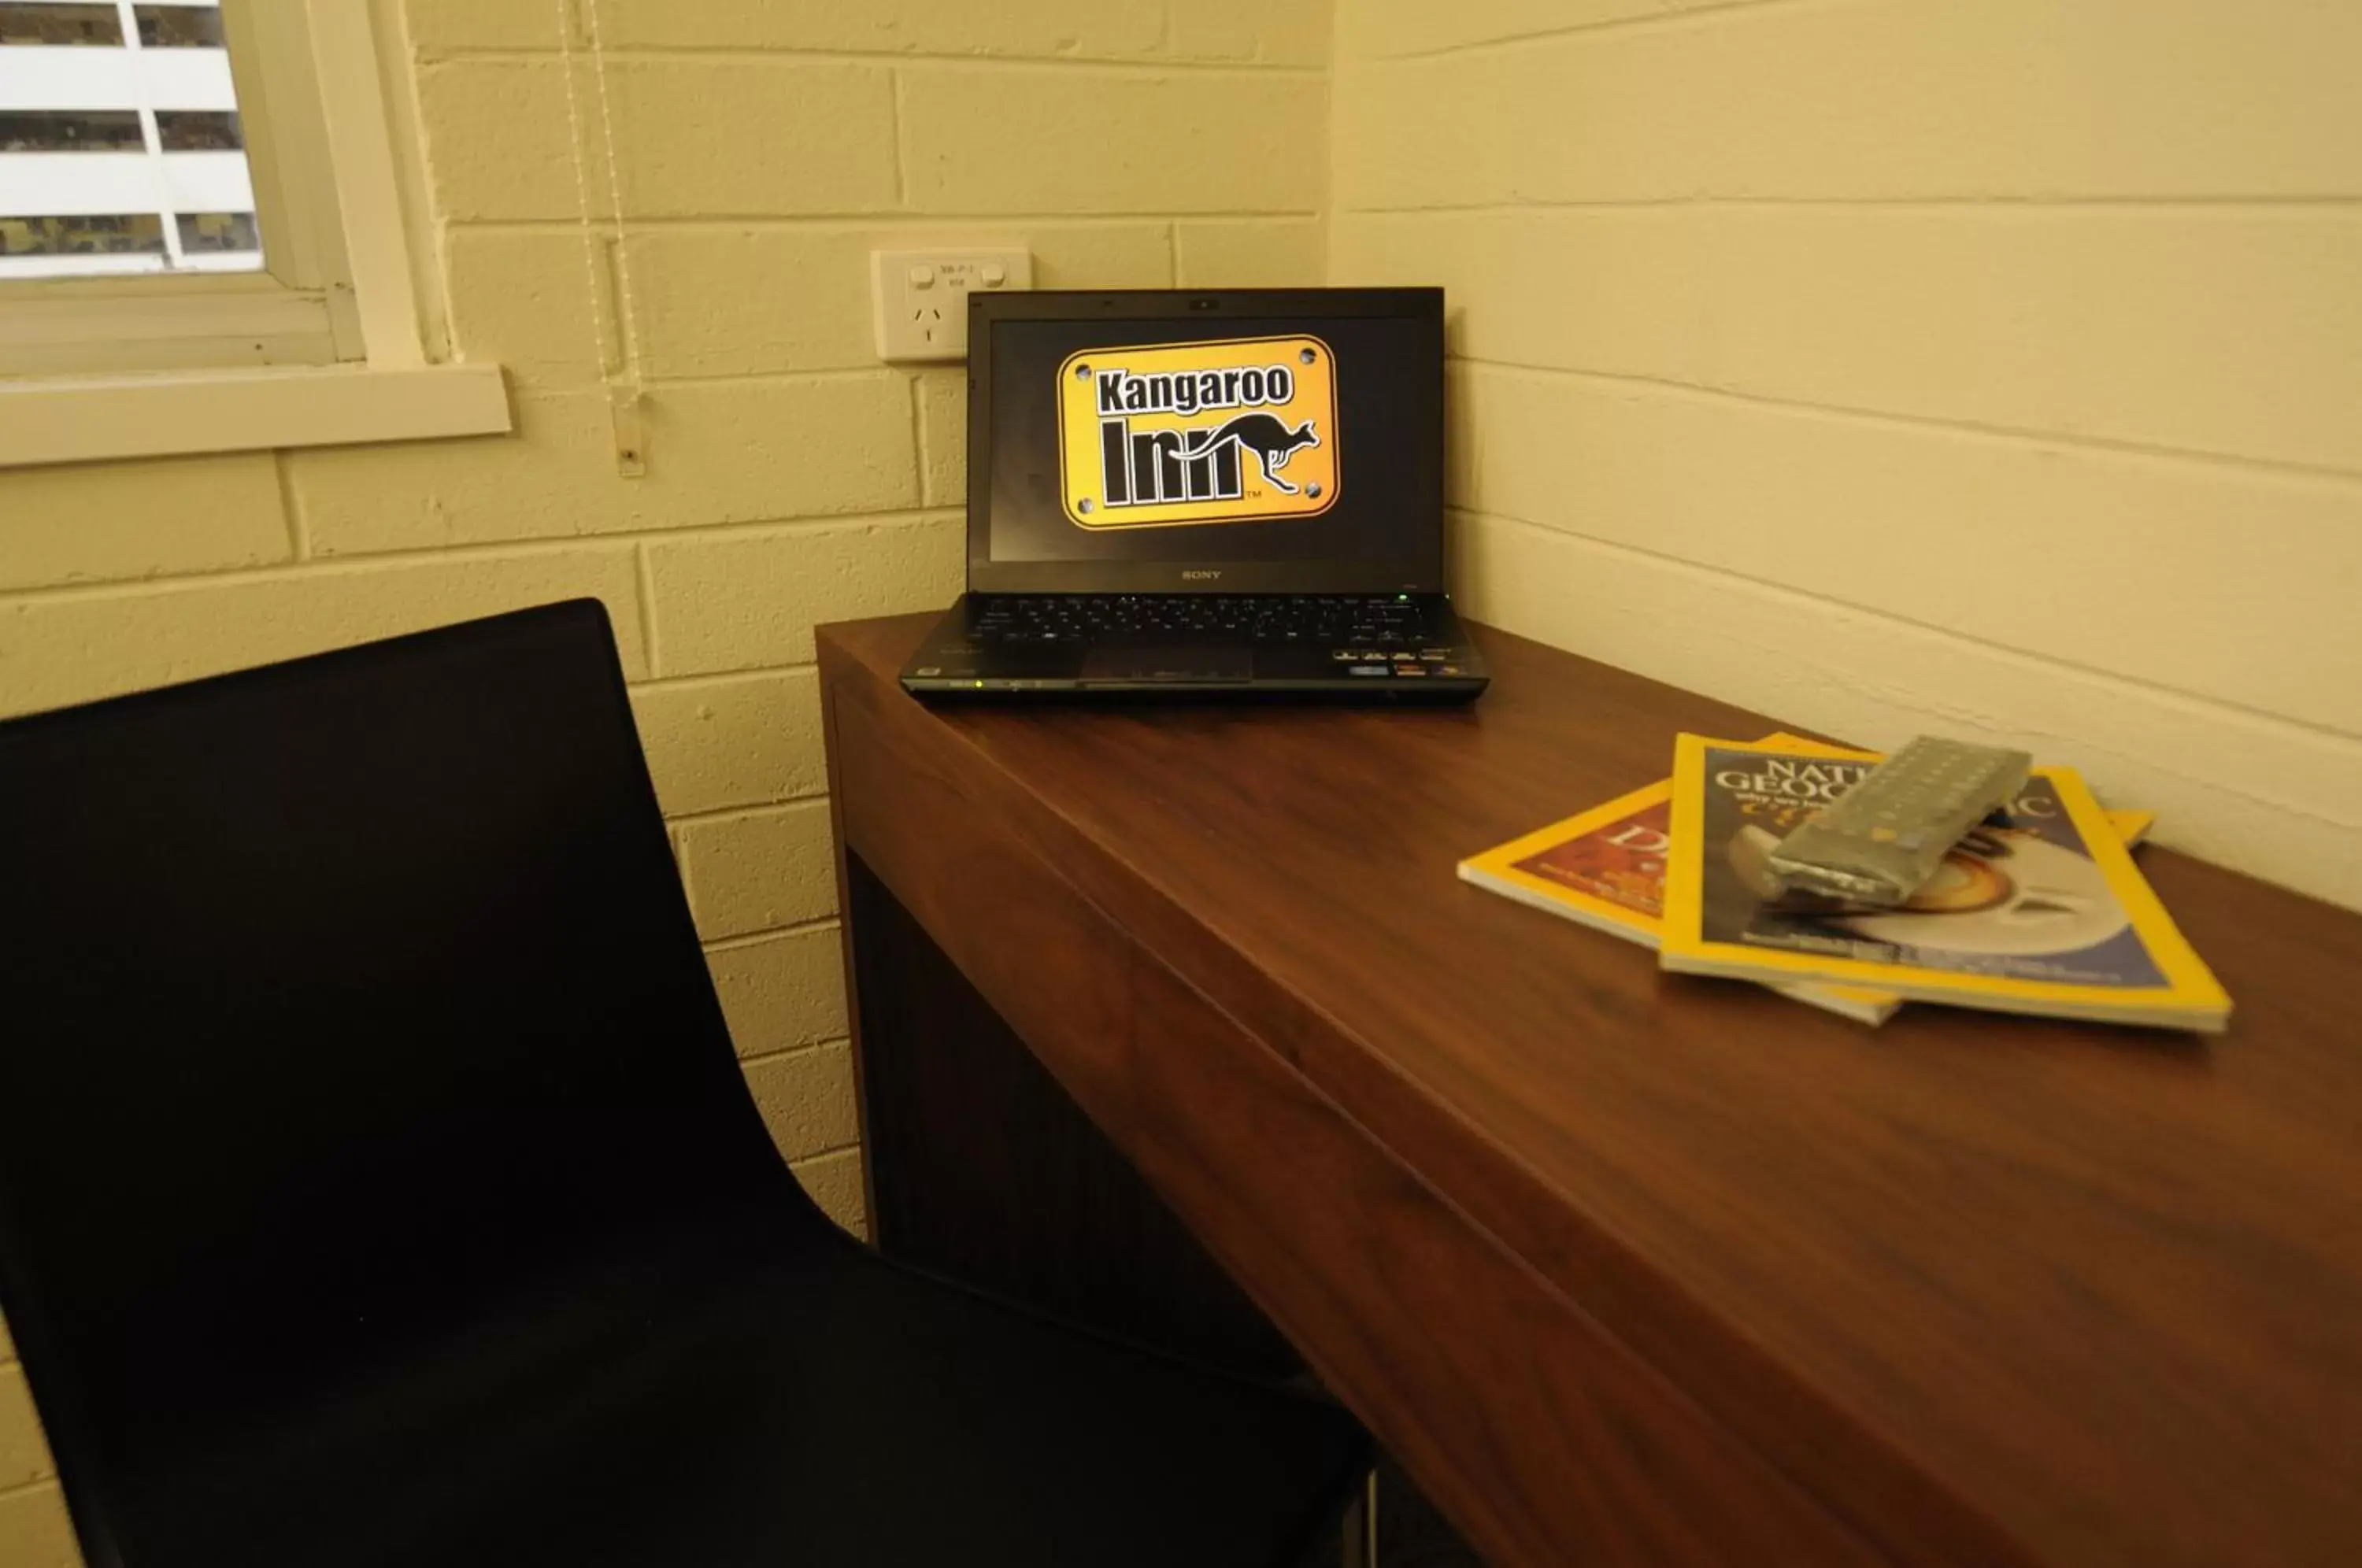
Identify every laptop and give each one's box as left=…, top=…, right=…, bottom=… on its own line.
left=899, top=287, right=1488, bottom=702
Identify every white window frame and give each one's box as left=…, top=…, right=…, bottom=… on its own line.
left=0, top=0, right=509, bottom=469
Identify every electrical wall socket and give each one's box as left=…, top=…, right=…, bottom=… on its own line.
left=871, top=247, right=1033, bottom=363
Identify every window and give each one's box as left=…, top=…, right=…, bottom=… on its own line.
left=154, top=108, right=239, bottom=150
left=175, top=207, right=250, bottom=250
left=0, top=2, right=262, bottom=280
left=0, top=3, right=120, bottom=46
left=0, top=0, right=511, bottom=468
left=1, top=209, right=156, bottom=254
left=0, top=109, right=146, bottom=150
left=132, top=2, right=222, bottom=49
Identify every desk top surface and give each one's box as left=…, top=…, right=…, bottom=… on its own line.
left=822, top=613, right=2362, bottom=1568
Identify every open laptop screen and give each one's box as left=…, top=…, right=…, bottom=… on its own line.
left=970, top=290, right=1444, bottom=595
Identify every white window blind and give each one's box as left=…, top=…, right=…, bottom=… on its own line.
left=0, top=0, right=513, bottom=468
left=0, top=0, right=261, bottom=278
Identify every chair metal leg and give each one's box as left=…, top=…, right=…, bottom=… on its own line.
left=1340, top=1468, right=1377, bottom=1568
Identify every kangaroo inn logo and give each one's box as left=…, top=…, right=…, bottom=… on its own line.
left=1057, top=335, right=1340, bottom=529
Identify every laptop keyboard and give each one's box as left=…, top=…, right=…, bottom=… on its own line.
left=971, top=595, right=1436, bottom=646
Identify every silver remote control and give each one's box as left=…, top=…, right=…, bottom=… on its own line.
left=1766, top=736, right=2032, bottom=906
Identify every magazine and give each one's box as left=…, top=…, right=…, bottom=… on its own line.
left=1658, top=736, right=2229, bottom=1032
left=1458, top=736, right=1898, bottom=1023
left=1459, top=736, right=2157, bottom=1026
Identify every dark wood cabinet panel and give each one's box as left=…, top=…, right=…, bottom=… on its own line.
left=844, top=850, right=1304, bottom=1384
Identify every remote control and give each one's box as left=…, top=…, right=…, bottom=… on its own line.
left=1766, top=736, right=2033, bottom=906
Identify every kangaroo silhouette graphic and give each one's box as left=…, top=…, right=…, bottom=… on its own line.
left=1183, top=413, right=1322, bottom=495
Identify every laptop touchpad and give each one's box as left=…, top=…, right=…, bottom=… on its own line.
left=1079, top=646, right=1253, bottom=683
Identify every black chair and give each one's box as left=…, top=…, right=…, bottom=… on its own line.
left=0, top=601, right=1369, bottom=1568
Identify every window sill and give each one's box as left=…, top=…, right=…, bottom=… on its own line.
left=0, top=362, right=513, bottom=469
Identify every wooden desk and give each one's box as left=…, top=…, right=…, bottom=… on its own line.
left=818, top=613, right=2362, bottom=1568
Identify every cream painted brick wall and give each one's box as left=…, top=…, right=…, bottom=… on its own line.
left=417, top=57, right=901, bottom=222
left=0, top=548, right=647, bottom=718
left=449, top=221, right=1182, bottom=390
left=901, top=68, right=1324, bottom=214
left=644, top=514, right=965, bottom=677
left=1338, top=0, right=1660, bottom=59
left=609, top=61, right=902, bottom=220
left=0, top=455, right=289, bottom=592
left=1338, top=208, right=2362, bottom=473
left=743, top=1041, right=861, bottom=1164
left=1167, top=0, right=1331, bottom=65
left=1335, top=0, right=2362, bottom=909
left=439, top=227, right=611, bottom=389
left=707, top=926, right=851, bottom=1060
left=916, top=369, right=969, bottom=505
left=0, top=1366, right=53, bottom=1490
left=413, top=0, right=1328, bottom=69
left=1444, top=364, right=2362, bottom=735
left=679, top=801, right=839, bottom=942
left=1175, top=218, right=1328, bottom=287
left=292, top=379, right=921, bottom=554
left=0, top=1483, right=76, bottom=1568
left=0, top=7, right=1331, bottom=1549
left=630, top=670, right=827, bottom=816
left=1337, top=0, right=2362, bottom=209
left=400, top=0, right=561, bottom=54
left=0, top=1357, right=67, bottom=1566
left=792, top=1148, right=868, bottom=1237
left=631, top=223, right=1175, bottom=381
left=602, top=0, right=1168, bottom=61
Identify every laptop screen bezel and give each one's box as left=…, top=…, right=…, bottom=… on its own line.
left=964, top=287, right=1446, bottom=596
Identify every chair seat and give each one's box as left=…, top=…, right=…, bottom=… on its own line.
left=112, top=1215, right=1364, bottom=1568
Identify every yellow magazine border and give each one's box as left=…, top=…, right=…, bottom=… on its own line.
left=1457, top=734, right=1900, bottom=1017
left=1458, top=777, right=1672, bottom=945
left=1660, top=734, right=2230, bottom=1022
left=1460, top=733, right=1842, bottom=945
left=1462, top=782, right=2153, bottom=955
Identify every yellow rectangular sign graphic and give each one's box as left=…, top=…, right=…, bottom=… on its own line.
left=1057, top=335, right=1340, bottom=530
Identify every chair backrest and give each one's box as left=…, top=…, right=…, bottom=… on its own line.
left=0, top=601, right=816, bottom=1563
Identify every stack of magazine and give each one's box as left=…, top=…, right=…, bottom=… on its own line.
left=1458, top=733, right=2231, bottom=1032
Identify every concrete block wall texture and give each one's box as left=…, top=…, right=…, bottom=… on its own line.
left=1331, top=0, right=2362, bottom=912
left=0, top=1, right=1331, bottom=1554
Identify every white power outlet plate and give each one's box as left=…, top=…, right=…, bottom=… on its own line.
left=871, top=247, right=1033, bottom=363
